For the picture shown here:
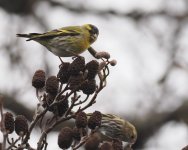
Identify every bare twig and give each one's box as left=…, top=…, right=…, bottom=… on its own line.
left=7, top=137, right=21, bottom=150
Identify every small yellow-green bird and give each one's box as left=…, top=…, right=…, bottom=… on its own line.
left=99, top=114, right=137, bottom=144
left=87, top=113, right=137, bottom=144
left=17, top=24, right=99, bottom=57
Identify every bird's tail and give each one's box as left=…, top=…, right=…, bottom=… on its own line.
left=16, top=33, right=41, bottom=41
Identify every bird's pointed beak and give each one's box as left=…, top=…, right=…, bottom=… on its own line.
left=94, top=33, right=98, bottom=39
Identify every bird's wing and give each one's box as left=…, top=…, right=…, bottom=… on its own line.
left=25, top=26, right=82, bottom=41
left=102, top=114, right=117, bottom=119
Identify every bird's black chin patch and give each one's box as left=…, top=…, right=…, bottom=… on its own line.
left=89, top=35, right=97, bottom=44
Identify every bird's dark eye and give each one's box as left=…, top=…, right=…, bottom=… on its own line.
left=87, top=24, right=99, bottom=43
left=89, top=24, right=99, bottom=36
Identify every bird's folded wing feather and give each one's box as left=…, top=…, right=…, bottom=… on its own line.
left=28, top=27, right=81, bottom=41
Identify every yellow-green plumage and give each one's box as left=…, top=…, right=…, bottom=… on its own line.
left=17, top=24, right=99, bottom=57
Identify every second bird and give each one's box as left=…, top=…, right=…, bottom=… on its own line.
left=17, top=24, right=99, bottom=57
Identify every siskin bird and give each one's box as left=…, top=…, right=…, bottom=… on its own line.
left=17, top=24, right=99, bottom=57
left=89, top=113, right=137, bottom=144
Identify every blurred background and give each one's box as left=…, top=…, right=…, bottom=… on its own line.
left=0, top=0, right=188, bottom=149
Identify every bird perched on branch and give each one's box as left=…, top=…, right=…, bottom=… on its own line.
left=87, top=113, right=137, bottom=144
left=17, top=24, right=99, bottom=59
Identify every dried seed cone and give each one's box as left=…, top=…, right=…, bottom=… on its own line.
left=69, top=74, right=84, bottom=90
left=112, top=139, right=123, bottom=150
left=81, top=79, right=96, bottom=95
left=109, top=59, right=117, bottom=66
left=99, top=142, right=113, bottom=150
left=75, top=111, right=87, bottom=128
left=68, top=57, right=85, bottom=75
left=81, top=128, right=87, bottom=137
left=95, top=52, right=110, bottom=59
left=42, top=94, right=55, bottom=110
left=15, top=115, right=28, bottom=136
left=32, top=70, right=45, bottom=89
left=84, top=133, right=101, bottom=150
left=58, top=127, right=73, bottom=149
left=46, top=76, right=59, bottom=95
left=55, top=95, right=69, bottom=116
left=88, top=111, right=102, bottom=130
left=4, top=112, right=14, bottom=134
left=72, top=127, right=81, bottom=141
left=86, top=60, right=99, bottom=79
left=182, top=145, right=188, bottom=150
left=57, top=62, right=71, bottom=84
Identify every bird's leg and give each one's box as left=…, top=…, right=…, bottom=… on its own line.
left=58, top=57, right=64, bottom=68
left=88, top=47, right=97, bottom=58
left=58, top=57, right=63, bottom=63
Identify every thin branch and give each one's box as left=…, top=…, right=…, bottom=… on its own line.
left=7, top=137, right=21, bottom=150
